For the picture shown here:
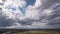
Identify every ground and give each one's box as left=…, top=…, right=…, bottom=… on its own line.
left=0, top=29, right=60, bottom=34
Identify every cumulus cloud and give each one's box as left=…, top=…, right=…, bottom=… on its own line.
left=0, top=0, right=60, bottom=29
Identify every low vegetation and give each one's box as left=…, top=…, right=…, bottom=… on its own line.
left=0, top=29, right=60, bottom=34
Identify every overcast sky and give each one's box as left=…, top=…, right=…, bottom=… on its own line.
left=0, top=0, right=60, bottom=29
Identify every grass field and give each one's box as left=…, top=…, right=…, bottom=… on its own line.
left=0, top=29, right=60, bottom=34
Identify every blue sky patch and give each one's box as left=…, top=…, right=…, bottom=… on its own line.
left=6, top=5, right=16, bottom=11
left=18, top=6, right=26, bottom=15
left=6, top=0, right=36, bottom=15
left=25, top=0, right=36, bottom=7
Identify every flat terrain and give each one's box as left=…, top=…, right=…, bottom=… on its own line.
left=0, top=29, right=60, bottom=34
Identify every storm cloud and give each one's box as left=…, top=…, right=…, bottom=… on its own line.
left=0, top=0, right=60, bottom=29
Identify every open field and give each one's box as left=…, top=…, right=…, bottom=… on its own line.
left=0, top=29, right=60, bottom=34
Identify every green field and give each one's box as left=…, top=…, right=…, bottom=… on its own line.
left=0, top=29, right=60, bottom=34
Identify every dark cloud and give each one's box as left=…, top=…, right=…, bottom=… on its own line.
left=17, top=18, right=37, bottom=25
left=41, top=0, right=60, bottom=9
left=0, top=0, right=60, bottom=28
left=35, top=0, right=60, bottom=28
left=0, top=11, right=16, bottom=27
left=47, top=9, right=60, bottom=26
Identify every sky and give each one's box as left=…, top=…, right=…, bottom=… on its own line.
left=25, top=0, right=36, bottom=7
left=0, top=0, right=60, bottom=29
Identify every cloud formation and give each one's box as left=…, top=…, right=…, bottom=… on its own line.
left=0, top=0, right=60, bottom=29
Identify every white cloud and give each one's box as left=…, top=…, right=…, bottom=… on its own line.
left=0, top=0, right=26, bottom=27
left=25, top=0, right=42, bottom=20
left=2, top=0, right=26, bottom=19
left=0, top=0, right=60, bottom=29
left=4, top=0, right=26, bottom=7
left=34, top=0, right=42, bottom=8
